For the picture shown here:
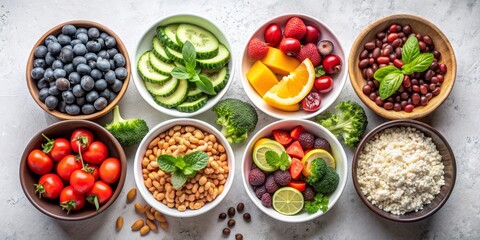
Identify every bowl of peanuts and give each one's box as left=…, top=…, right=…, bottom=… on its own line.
left=134, top=118, right=235, bottom=217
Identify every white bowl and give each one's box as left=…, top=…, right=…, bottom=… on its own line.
left=133, top=14, right=234, bottom=117
left=241, top=119, right=347, bottom=222
left=240, top=13, right=347, bottom=119
left=134, top=118, right=235, bottom=217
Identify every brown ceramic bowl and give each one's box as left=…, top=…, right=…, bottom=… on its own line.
left=19, top=120, right=127, bottom=221
left=26, top=20, right=131, bottom=120
left=348, top=14, right=456, bottom=119
left=352, top=120, right=456, bottom=222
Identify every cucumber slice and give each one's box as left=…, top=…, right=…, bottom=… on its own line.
left=176, top=23, right=219, bottom=59
left=176, top=95, right=208, bottom=112
left=164, top=46, right=184, bottom=64
left=197, top=45, right=230, bottom=70
left=202, top=66, right=229, bottom=92
left=152, top=36, right=172, bottom=63
left=185, top=87, right=203, bottom=102
left=145, top=78, right=179, bottom=97
left=137, top=51, right=171, bottom=83
left=148, top=51, right=175, bottom=76
left=156, top=25, right=182, bottom=51
left=154, top=79, right=188, bottom=108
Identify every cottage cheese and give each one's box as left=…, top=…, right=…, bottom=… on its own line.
left=357, top=127, right=444, bottom=215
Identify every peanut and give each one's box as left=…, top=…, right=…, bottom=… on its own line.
left=131, top=219, right=144, bottom=231
left=126, top=188, right=137, bottom=203
left=140, top=225, right=150, bottom=236
left=134, top=203, right=146, bottom=214
left=116, top=216, right=123, bottom=231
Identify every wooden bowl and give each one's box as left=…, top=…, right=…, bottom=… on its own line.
left=352, top=120, right=456, bottom=222
left=19, top=120, right=127, bottom=221
left=26, top=20, right=131, bottom=120
left=348, top=14, right=456, bottom=119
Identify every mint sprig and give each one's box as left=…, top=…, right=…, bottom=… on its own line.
left=157, top=151, right=209, bottom=189
left=265, top=151, right=290, bottom=171
left=304, top=193, right=329, bottom=214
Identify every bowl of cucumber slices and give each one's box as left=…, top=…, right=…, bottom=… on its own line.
left=133, top=14, right=233, bottom=117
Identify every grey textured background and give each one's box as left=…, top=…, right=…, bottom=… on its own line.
left=1, top=0, right=479, bottom=239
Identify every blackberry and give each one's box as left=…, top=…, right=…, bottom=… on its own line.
left=298, top=132, right=315, bottom=149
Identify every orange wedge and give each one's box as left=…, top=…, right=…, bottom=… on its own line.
left=263, top=58, right=315, bottom=107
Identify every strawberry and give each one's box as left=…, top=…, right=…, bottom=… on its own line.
left=284, top=17, right=307, bottom=40
left=296, top=43, right=322, bottom=66
left=247, top=37, right=269, bottom=60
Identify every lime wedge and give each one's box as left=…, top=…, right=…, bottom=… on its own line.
left=301, top=149, right=335, bottom=177
left=252, top=141, right=285, bottom=172
left=272, top=187, right=304, bottom=215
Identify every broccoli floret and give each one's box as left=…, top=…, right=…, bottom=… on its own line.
left=105, top=105, right=149, bottom=147
left=305, top=158, right=327, bottom=186
left=311, top=167, right=339, bottom=194
left=315, top=101, right=368, bottom=147
left=212, top=98, right=258, bottom=144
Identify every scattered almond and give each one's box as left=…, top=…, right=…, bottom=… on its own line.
left=154, top=211, right=167, bottom=223
left=116, top=216, right=123, bottom=231
left=140, top=225, right=150, bottom=236
left=131, top=219, right=144, bottom=231
left=134, top=203, right=147, bottom=214
left=127, top=188, right=137, bottom=203
left=145, top=210, right=155, bottom=220
left=146, top=219, right=158, bottom=232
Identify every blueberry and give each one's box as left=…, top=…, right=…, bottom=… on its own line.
left=115, top=67, right=128, bottom=80
left=96, top=38, right=106, bottom=50
left=53, top=69, right=66, bottom=79
left=105, top=36, right=116, bottom=48
left=57, top=34, right=71, bottom=46
left=90, top=69, right=102, bottom=80
left=62, top=24, right=76, bottom=36
left=47, top=42, right=61, bottom=55
left=94, top=79, right=108, bottom=91
left=86, top=41, right=101, bottom=53
left=72, top=84, right=85, bottom=97
left=52, top=60, right=64, bottom=70
left=108, top=92, right=117, bottom=103
left=97, top=50, right=109, bottom=59
left=57, top=101, right=67, bottom=113
left=82, top=104, right=96, bottom=114
left=86, top=90, right=99, bottom=102
left=100, top=32, right=109, bottom=39
left=96, top=58, right=110, bottom=72
left=76, top=28, right=88, bottom=37
left=72, top=56, right=86, bottom=68
left=34, top=58, right=47, bottom=69
left=87, top=27, right=100, bottom=39
left=113, top=53, right=126, bottom=67
left=62, top=45, right=73, bottom=50
left=44, top=35, right=58, bottom=46
left=37, top=79, right=49, bottom=89
left=59, top=48, right=74, bottom=63
left=76, top=97, right=86, bottom=106
left=84, top=52, right=97, bottom=62
left=65, top=104, right=81, bottom=115
left=44, top=68, right=54, bottom=81
left=49, top=81, right=56, bottom=87
left=34, top=45, right=48, bottom=58
left=62, top=90, right=75, bottom=104
left=99, top=88, right=111, bottom=99
left=106, top=48, right=118, bottom=57
left=68, top=72, right=81, bottom=84
left=80, top=75, right=94, bottom=91
left=55, top=77, right=70, bottom=91
left=45, top=96, right=59, bottom=110
left=63, top=63, right=74, bottom=75
left=38, top=88, right=49, bottom=101
left=31, top=67, right=45, bottom=80
left=109, top=59, right=116, bottom=70
left=103, top=70, right=114, bottom=84
left=73, top=44, right=87, bottom=56
left=94, top=97, right=108, bottom=110
left=76, top=32, right=88, bottom=44
left=71, top=39, right=82, bottom=46
left=76, top=63, right=91, bottom=75
left=88, top=60, right=97, bottom=70
left=111, top=79, right=123, bottom=93
left=45, top=52, right=55, bottom=66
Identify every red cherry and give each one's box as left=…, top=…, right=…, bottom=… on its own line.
left=264, top=24, right=282, bottom=47
left=279, top=38, right=301, bottom=57
left=302, top=25, right=320, bottom=44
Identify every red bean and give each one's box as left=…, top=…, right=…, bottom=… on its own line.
left=431, top=77, right=439, bottom=84
left=375, top=96, right=384, bottom=106
left=392, top=38, right=402, bottom=48
left=368, top=58, right=375, bottom=65
left=420, top=85, right=428, bottom=95
left=373, top=80, right=380, bottom=88
left=393, top=103, right=402, bottom=111
left=377, top=32, right=386, bottom=40
left=411, top=79, right=419, bottom=85
left=367, top=81, right=374, bottom=88
left=419, top=41, right=426, bottom=51
left=426, top=93, right=433, bottom=100
left=393, top=59, right=404, bottom=68
left=403, top=25, right=412, bottom=35
left=403, top=75, right=411, bottom=88
left=375, top=39, right=383, bottom=48
left=395, top=47, right=402, bottom=58
left=377, top=56, right=390, bottom=64
left=366, top=68, right=374, bottom=80
left=412, top=85, right=420, bottom=92
left=397, top=32, right=405, bottom=38
left=433, top=50, right=441, bottom=59
left=365, top=42, right=375, bottom=50
left=423, top=35, right=433, bottom=45
left=416, top=33, right=423, bottom=41
left=362, top=85, right=372, bottom=95
left=389, top=24, right=397, bottom=33
left=420, top=96, right=428, bottom=106
left=379, top=63, right=387, bottom=68
left=361, top=69, right=367, bottom=79
left=372, top=48, right=381, bottom=59
left=437, top=74, right=445, bottom=82
left=398, top=85, right=405, bottom=93
left=429, top=83, right=436, bottom=91
left=412, top=93, right=420, bottom=105
left=387, top=33, right=398, bottom=43
left=401, top=101, right=408, bottom=109
left=432, top=87, right=441, bottom=96
left=360, top=49, right=369, bottom=60
left=369, top=92, right=377, bottom=101
left=389, top=54, right=397, bottom=62
left=384, top=102, right=394, bottom=110
left=439, top=64, right=447, bottom=74
left=372, top=63, right=379, bottom=72
left=430, top=62, right=439, bottom=71
left=358, top=59, right=368, bottom=69
left=425, top=70, right=435, bottom=80
left=404, top=104, right=414, bottom=113
left=401, top=92, right=409, bottom=100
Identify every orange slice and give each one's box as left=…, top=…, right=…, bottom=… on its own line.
left=263, top=59, right=315, bottom=107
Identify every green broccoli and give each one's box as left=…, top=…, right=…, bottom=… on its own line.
left=212, top=98, right=258, bottom=144
left=311, top=167, right=339, bottom=194
left=315, top=101, right=368, bottom=147
left=305, top=158, right=327, bottom=186
left=105, top=105, right=149, bottom=147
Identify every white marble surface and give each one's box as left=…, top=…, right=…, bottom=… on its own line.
left=1, top=0, right=479, bottom=239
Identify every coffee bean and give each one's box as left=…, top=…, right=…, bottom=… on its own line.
left=228, top=219, right=235, bottom=227
left=228, top=207, right=236, bottom=217
left=219, top=213, right=227, bottom=220
left=222, top=228, right=231, bottom=236
left=237, top=203, right=245, bottom=212
left=243, top=213, right=251, bottom=222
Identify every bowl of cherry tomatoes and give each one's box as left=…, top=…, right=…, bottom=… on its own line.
left=19, top=120, right=127, bottom=221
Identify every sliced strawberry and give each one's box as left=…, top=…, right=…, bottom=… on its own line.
left=286, top=141, right=305, bottom=159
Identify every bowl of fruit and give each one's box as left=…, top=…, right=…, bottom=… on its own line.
left=19, top=120, right=127, bottom=221
left=242, top=119, right=347, bottom=222
left=348, top=14, right=456, bottom=119
left=26, top=20, right=130, bottom=120
left=241, top=14, right=347, bottom=119
left=133, top=14, right=233, bottom=117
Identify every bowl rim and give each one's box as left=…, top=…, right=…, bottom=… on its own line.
left=241, top=119, right=348, bottom=222
left=133, top=118, right=235, bottom=217
left=239, top=13, right=348, bottom=120
left=132, top=13, right=235, bottom=118
left=26, top=20, right=131, bottom=120
left=348, top=13, right=457, bottom=120
left=351, top=119, right=457, bottom=222
left=19, top=120, right=127, bottom=221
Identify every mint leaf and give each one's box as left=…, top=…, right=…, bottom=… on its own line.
left=182, top=166, right=194, bottom=176
left=315, top=65, right=325, bottom=77
left=184, top=151, right=209, bottom=171
left=174, top=156, right=186, bottom=170
left=266, top=150, right=280, bottom=168
left=402, top=36, right=420, bottom=65
left=197, top=74, right=216, bottom=95
left=379, top=71, right=404, bottom=100
left=373, top=66, right=400, bottom=82
left=157, top=155, right=177, bottom=172
left=401, top=53, right=434, bottom=75
left=182, top=41, right=196, bottom=71
left=278, top=152, right=291, bottom=171
left=304, top=193, right=329, bottom=214
left=171, top=66, right=190, bottom=79
left=171, top=169, right=188, bottom=189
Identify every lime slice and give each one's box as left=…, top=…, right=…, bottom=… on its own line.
left=301, top=149, right=335, bottom=177
left=253, top=138, right=275, bottom=149
left=252, top=141, right=285, bottom=172
left=272, top=187, right=304, bottom=215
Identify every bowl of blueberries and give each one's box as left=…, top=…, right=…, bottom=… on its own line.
left=26, top=20, right=131, bottom=120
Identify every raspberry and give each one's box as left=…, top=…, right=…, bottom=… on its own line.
left=303, top=186, right=315, bottom=201
left=248, top=168, right=265, bottom=186
left=273, top=170, right=292, bottom=186
left=254, top=185, right=267, bottom=199
left=314, top=137, right=332, bottom=153
left=298, top=132, right=315, bottom=150
left=265, top=175, right=279, bottom=194
left=296, top=43, right=322, bottom=66
left=261, top=192, right=272, bottom=208
left=247, top=37, right=268, bottom=60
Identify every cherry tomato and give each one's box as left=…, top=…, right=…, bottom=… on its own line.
left=70, top=128, right=94, bottom=153
left=290, top=126, right=305, bottom=141
left=56, top=154, right=82, bottom=181
left=90, top=165, right=100, bottom=180
left=279, top=37, right=301, bottom=56
left=87, top=181, right=113, bottom=210
left=286, top=141, right=304, bottom=159
left=70, top=169, right=95, bottom=195
left=301, top=91, right=322, bottom=112
left=42, top=135, right=71, bottom=162
left=314, top=76, right=334, bottom=93
left=83, top=141, right=109, bottom=165
left=289, top=158, right=304, bottom=180
left=27, top=149, right=53, bottom=175
left=99, top=158, right=121, bottom=184
left=288, top=181, right=306, bottom=192
left=272, top=130, right=293, bottom=146
left=322, top=54, right=342, bottom=74
left=264, top=23, right=282, bottom=47
left=59, top=186, right=85, bottom=213
left=35, top=173, right=63, bottom=199
left=302, top=25, right=320, bottom=44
